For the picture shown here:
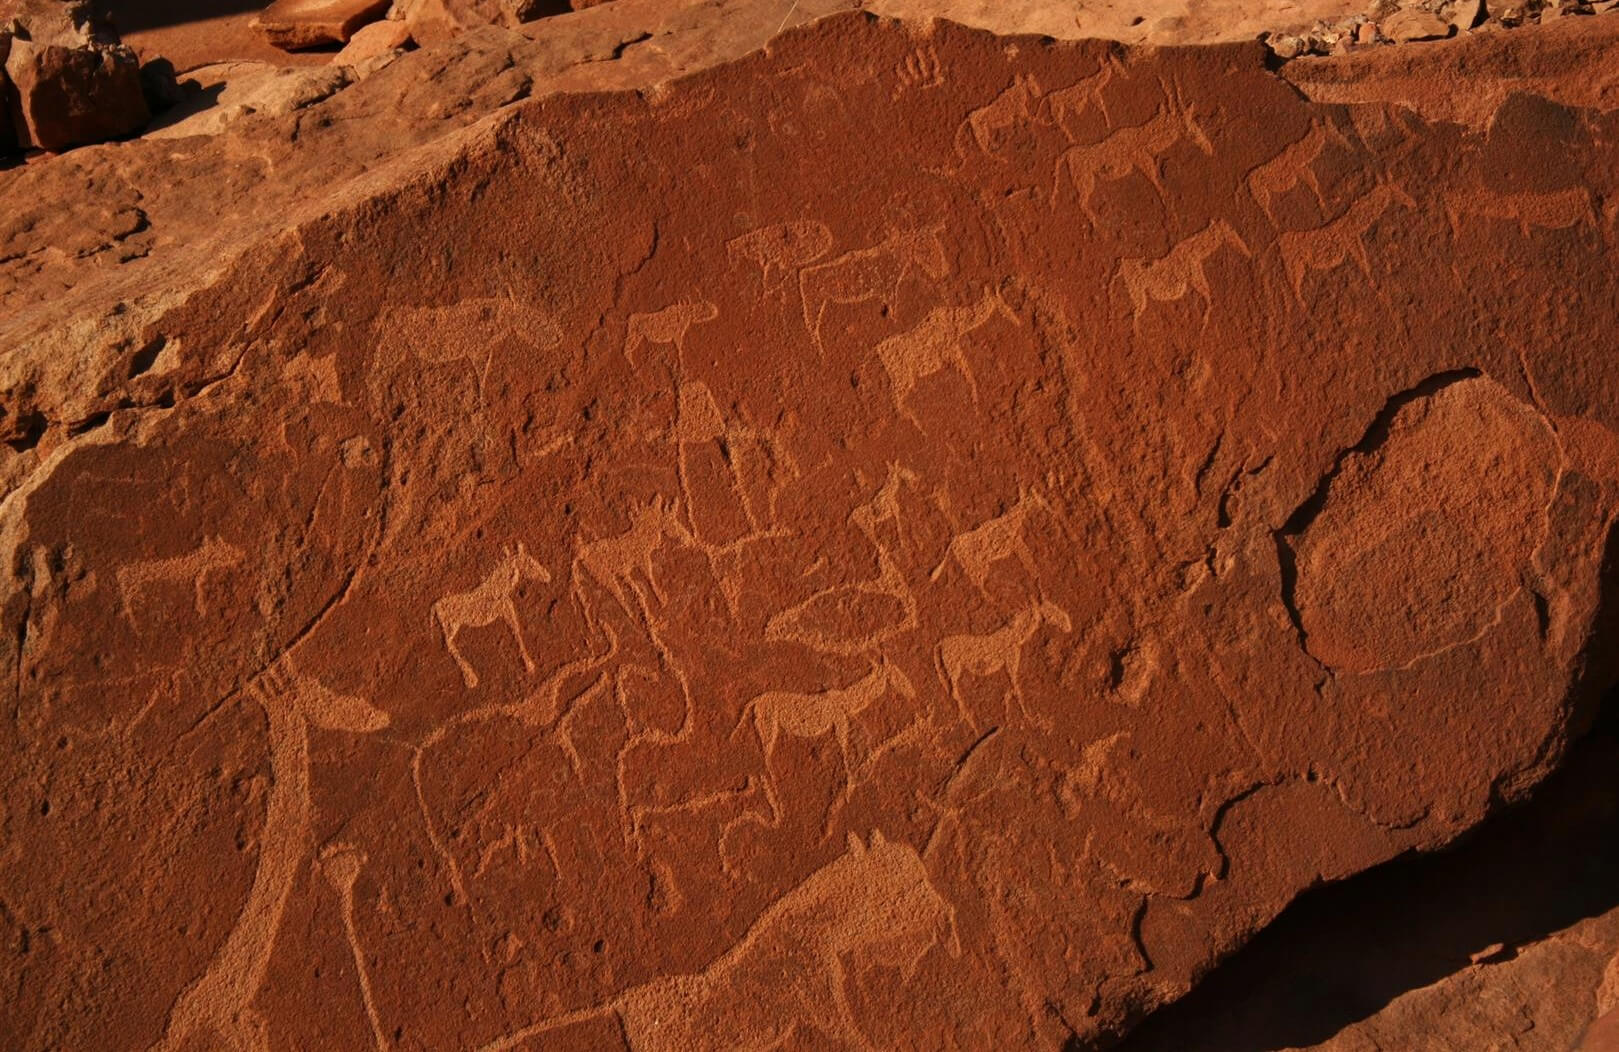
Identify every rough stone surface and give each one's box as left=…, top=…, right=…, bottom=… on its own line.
left=1, top=6, right=1618, bottom=1050
left=1, top=0, right=148, bottom=151
left=400, top=0, right=552, bottom=44
left=254, top=0, right=393, bottom=49
left=333, top=16, right=415, bottom=66
left=1291, top=908, right=1619, bottom=1051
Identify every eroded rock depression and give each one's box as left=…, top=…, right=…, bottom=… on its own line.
left=3, top=9, right=1619, bottom=1049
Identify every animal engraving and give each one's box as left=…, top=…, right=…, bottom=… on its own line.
left=1044, top=55, right=1125, bottom=138
left=625, top=301, right=719, bottom=359
left=374, top=297, right=563, bottom=401
left=154, top=658, right=388, bottom=1052
left=799, top=227, right=951, bottom=353
left=1053, top=92, right=1214, bottom=221
left=876, top=292, right=1014, bottom=427
left=733, top=659, right=917, bottom=783
left=938, top=601, right=1072, bottom=729
left=726, top=221, right=834, bottom=293
left=1443, top=185, right=1597, bottom=238
left=572, top=497, right=690, bottom=627
left=1245, top=120, right=1353, bottom=223
left=849, top=462, right=920, bottom=553
left=931, top=487, right=1050, bottom=595
left=1276, top=181, right=1418, bottom=299
left=432, top=542, right=551, bottom=689
left=960, top=74, right=1044, bottom=159
left=116, top=535, right=245, bottom=623
left=1115, top=220, right=1251, bottom=325
left=484, top=833, right=961, bottom=1052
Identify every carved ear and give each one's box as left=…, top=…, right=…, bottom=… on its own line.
left=871, top=829, right=888, bottom=848
left=847, top=831, right=864, bottom=856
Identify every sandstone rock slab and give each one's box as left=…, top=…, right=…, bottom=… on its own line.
left=253, top=0, right=392, bottom=49
left=0, top=9, right=1617, bottom=1050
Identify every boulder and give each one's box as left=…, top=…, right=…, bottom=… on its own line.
left=332, top=16, right=413, bottom=67
left=252, top=0, right=392, bottom=49
left=1, top=6, right=1618, bottom=1049
left=0, top=0, right=147, bottom=151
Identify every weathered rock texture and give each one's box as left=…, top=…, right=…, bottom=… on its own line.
left=253, top=0, right=393, bottom=50
left=2, top=7, right=1618, bottom=1050
left=1, top=0, right=148, bottom=151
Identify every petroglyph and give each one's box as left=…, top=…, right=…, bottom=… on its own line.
left=734, top=659, right=917, bottom=786
left=320, top=844, right=391, bottom=1052
left=850, top=462, right=920, bottom=552
left=432, top=542, right=551, bottom=689
left=1276, top=180, right=1418, bottom=299
left=938, top=601, right=1071, bottom=729
left=155, top=659, right=388, bottom=1052
left=1045, top=54, right=1125, bottom=136
left=766, top=547, right=919, bottom=656
left=1245, top=120, right=1353, bottom=223
left=116, top=535, right=245, bottom=623
left=931, top=487, right=1050, bottom=595
left=375, top=296, right=563, bottom=399
left=573, top=498, right=690, bottom=630
left=895, top=44, right=944, bottom=96
left=726, top=221, right=834, bottom=293
left=1053, top=91, right=1214, bottom=220
left=961, top=74, right=1044, bottom=159
left=1443, top=185, right=1598, bottom=238
left=625, top=301, right=719, bottom=359
left=1115, top=220, right=1250, bottom=325
left=799, top=227, right=951, bottom=352
left=485, top=833, right=959, bottom=1051
left=876, top=292, right=1014, bottom=427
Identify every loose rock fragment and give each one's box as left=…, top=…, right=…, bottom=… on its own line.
left=252, top=0, right=392, bottom=49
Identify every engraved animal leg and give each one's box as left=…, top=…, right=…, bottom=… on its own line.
left=434, top=605, right=479, bottom=689
left=501, top=596, right=536, bottom=674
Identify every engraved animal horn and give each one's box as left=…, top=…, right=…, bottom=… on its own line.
left=847, top=831, right=865, bottom=855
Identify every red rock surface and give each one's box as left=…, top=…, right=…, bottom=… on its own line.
left=253, top=0, right=392, bottom=49
left=1, top=0, right=148, bottom=151
left=2, top=6, right=1618, bottom=1049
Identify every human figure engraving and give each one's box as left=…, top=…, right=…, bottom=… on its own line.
left=726, top=221, right=834, bottom=293
left=799, top=227, right=951, bottom=353
left=483, top=832, right=960, bottom=1052
left=1116, top=220, right=1250, bottom=326
left=930, top=487, right=1050, bottom=595
left=1276, top=180, right=1418, bottom=299
left=876, top=292, right=1014, bottom=427
left=116, top=535, right=245, bottom=624
left=625, top=301, right=719, bottom=359
left=938, top=601, right=1072, bottom=728
left=1245, top=120, right=1353, bottom=223
left=432, top=542, right=551, bottom=689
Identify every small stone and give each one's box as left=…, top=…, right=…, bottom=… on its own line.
left=1357, top=20, right=1380, bottom=43
left=1470, top=942, right=1510, bottom=963
left=253, top=0, right=392, bottom=50
left=1268, top=34, right=1304, bottom=59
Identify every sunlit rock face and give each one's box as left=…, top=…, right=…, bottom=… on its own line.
left=3, top=12, right=1618, bottom=1050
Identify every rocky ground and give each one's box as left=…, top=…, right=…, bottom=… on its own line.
left=3, top=1, right=1619, bottom=1050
